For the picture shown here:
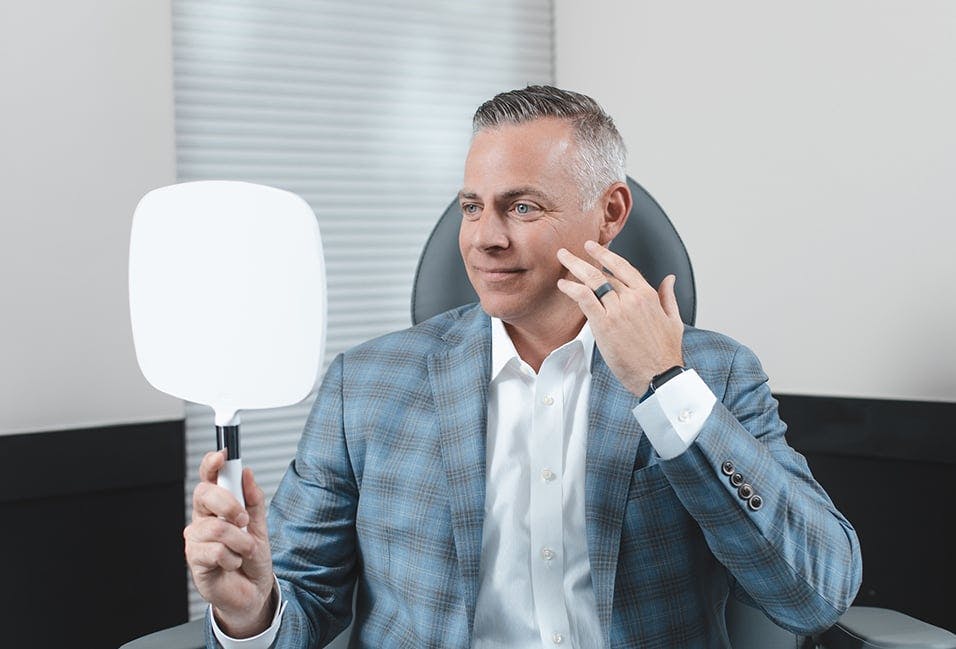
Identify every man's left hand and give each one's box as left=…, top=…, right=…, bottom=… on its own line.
left=557, top=240, right=684, bottom=397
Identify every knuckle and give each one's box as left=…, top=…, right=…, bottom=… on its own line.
left=209, top=544, right=228, bottom=565
left=193, top=484, right=215, bottom=512
left=209, top=518, right=232, bottom=541
left=185, top=542, right=206, bottom=567
left=199, top=450, right=222, bottom=475
left=193, top=482, right=207, bottom=502
left=196, top=516, right=228, bottom=540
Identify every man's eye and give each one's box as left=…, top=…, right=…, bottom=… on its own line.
left=461, top=203, right=480, bottom=218
left=513, top=203, right=536, bottom=216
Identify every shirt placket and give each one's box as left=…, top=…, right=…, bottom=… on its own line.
left=529, top=352, right=573, bottom=648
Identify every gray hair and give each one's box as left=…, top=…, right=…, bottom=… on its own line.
left=472, top=85, right=627, bottom=208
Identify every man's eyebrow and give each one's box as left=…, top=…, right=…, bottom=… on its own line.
left=457, top=187, right=552, bottom=202
left=499, top=187, right=551, bottom=202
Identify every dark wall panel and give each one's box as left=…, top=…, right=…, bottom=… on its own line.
left=0, top=421, right=187, bottom=649
left=777, top=394, right=955, bottom=632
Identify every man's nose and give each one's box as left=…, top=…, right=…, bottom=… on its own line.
left=469, top=209, right=509, bottom=250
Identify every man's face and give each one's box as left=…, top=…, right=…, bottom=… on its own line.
left=458, top=118, right=607, bottom=328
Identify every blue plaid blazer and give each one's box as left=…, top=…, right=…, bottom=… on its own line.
left=212, top=304, right=861, bottom=648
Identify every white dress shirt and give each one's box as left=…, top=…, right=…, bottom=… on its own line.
left=472, top=318, right=601, bottom=648
left=213, top=319, right=717, bottom=648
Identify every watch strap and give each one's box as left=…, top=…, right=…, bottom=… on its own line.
left=650, top=365, right=686, bottom=392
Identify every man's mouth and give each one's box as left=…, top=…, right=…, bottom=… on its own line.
left=473, top=266, right=524, bottom=278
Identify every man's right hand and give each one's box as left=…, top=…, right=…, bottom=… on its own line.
left=184, top=450, right=277, bottom=638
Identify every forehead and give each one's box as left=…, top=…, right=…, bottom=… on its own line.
left=463, top=118, right=578, bottom=193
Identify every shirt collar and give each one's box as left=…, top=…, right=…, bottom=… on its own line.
left=490, top=317, right=595, bottom=381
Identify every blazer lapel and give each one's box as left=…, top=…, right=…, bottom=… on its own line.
left=427, top=307, right=491, bottom=631
left=585, top=350, right=653, bottom=642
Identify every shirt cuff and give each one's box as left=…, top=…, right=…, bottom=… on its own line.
left=210, top=574, right=286, bottom=649
left=632, top=369, right=716, bottom=460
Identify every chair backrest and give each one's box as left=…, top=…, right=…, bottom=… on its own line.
left=411, top=176, right=697, bottom=325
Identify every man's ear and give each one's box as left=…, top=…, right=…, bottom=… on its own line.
left=598, top=182, right=632, bottom=245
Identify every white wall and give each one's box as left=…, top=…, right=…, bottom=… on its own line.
left=555, top=1, right=956, bottom=402
left=2, top=2, right=951, bottom=438
left=0, top=1, right=182, bottom=435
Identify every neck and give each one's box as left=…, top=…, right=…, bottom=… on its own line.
left=503, top=313, right=586, bottom=373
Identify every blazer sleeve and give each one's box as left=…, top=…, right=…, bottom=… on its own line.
left=266, top=353, right=360, bottom=647
left=658, top=342, right=863, bottom=635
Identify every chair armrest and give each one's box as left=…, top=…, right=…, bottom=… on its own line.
left=119, top=618, right=205, bottom=649
left=818, top=607, right=956, bottom=649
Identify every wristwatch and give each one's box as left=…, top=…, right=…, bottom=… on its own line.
left=640, top=365, right=686, bottom=401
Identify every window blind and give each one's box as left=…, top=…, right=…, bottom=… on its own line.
left=172, top=0, right=554, bottom=619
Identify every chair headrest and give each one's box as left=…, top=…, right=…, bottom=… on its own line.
left=411, top=177, right=696, bottom=326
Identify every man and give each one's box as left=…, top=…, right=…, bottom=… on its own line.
left=185, top=86, right=862, bottom=648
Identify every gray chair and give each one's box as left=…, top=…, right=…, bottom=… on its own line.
left=122, top=178, right=955, bottom=649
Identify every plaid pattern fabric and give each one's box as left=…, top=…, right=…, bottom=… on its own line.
left=209, top=304, right=861, bottom=648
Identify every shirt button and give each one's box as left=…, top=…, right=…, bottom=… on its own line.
left=541, top=468, right=556, bottom=482
left=552, top=632, right=564, bottom=644
left=542, top=394, right=555, bottom=406
left=678, top=408, right=693, bottom=423
left=540, top=547, right=555, bottom=561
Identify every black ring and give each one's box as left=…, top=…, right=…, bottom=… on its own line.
left=593, top=282, right=614, bottom=301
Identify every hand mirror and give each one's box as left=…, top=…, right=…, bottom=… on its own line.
left=129, top=181, right=326, bottom=507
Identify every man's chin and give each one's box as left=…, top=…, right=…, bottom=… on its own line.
left=476, top=296, right=525, bottom=322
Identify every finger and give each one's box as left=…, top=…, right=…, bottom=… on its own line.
left=557, top=278, right=608, bottom=321
left=193, top=481, right=250, bottom=526
left=557, top=247, right=611, bottom=288
left=583, top=240, right=652, bottom=291
left=242, top=468, right=269, bottom=539
left=199, top=450, right=226, bottom=483
left=186, top=539, right=245, bottom=573
left=186, top=516, right=257, bottom=558
left=602, top=273, right=628, bottom=294
left=658, top=274, right=681, bottom=320
left=556, top=247, right=630, bottom=294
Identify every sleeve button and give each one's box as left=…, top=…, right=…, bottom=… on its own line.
left=721, top=461, right=735, bottom=476
left=730, top=472, right=744, bottom=487
left=748, top=494, right=763, bottom=511
left=738, top=483, right=754, bottom=499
